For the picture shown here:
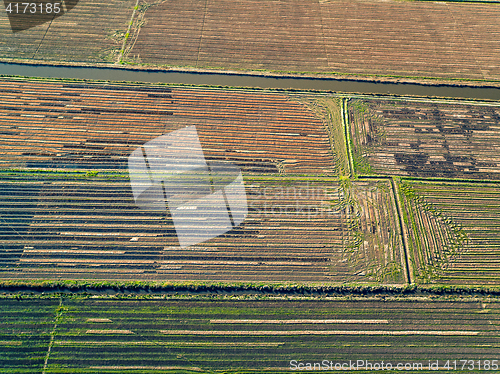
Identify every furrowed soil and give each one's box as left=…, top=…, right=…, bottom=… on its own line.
left=398, top=179, right=500, bottom=286
left=2, top=1, right=500, bottom=86
left=1, top=295, right=499, bottom=373
left=0, top=78, right=336, bottom=175
left=126, top=0, right=500, bottom=82
left=348, top=98, right=500, bottom=180
left=0, top=298, right=58, bottom=373
left=0, top=78, right=404, bottom=284
left=2, top=3, right=500, bottom=373
left=0, top=173, right=405, bottom=284
left=0, top=0, right=136, bottom=63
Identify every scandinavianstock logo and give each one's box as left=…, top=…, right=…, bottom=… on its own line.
left=4, top=0, right=79, bottom=33
left=128, top=125, right=248, bottom=248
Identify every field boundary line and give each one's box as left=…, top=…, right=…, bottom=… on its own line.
left=32, top=18, right=54, bottom=60
left=346, top=94, right=500, bottom=107
left=358, top=175, right=500, bottom=186
left=1, top=282, right=500, bottom=296
left=196, top=0, right=209, bottom=68
left=42, top=298, right=62, bottom=374
left=342, top=98, right=355, bottom=177
left=400, top=176, right=500, bottom=185
left=117, top=0, right=141, bottom=64
left=391, top=178, right=413, bottom=284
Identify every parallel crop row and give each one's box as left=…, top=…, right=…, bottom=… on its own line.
left=0, top=0, right=134, bottom=62
left=349, top=98, right=500, bottom=180
left=399, top=180, right=500, bottom=285
left=0, top=174, right=404, bottom=284
left=0, top=79, right=336, bottom=175
left=0, top=298, right=58, bottom=373
left=2, top=0, right=500, bottom=82
left=2, top=296, right=497, bottom=373
left=128, top=0, right=500, bottom=80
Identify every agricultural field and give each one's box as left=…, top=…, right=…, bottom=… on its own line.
left=4, top=77, right=500, bottom=286
left=0, top=297, right=58, bottom=373
left=0, top=78, right=337, bottom=175
left=0, top=0, right=135, bottom=62
left=348, top=98, right=500, bottom=180
left=1, top=295, right=499, bottom=373
left=0, top=78, right=406, bottom=284
left=398, top=179, right=500, bottom=285
left=348, top=97, right=500, bottom=285
left=1, top=1, right=500, bottom=84
left=2, top=0, right=500, bottom=371
left=0, top=172, right=405, bottom=284
left=126, top=0, right=500, bottom=82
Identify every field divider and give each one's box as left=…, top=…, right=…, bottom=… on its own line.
left=342, top=98, right=355, bottom=177
left=42, top=298, right=63, bottom=374
left=117, top=0, right=141, bottom=64
left=391, top=178, right=413, bottom=284
left=196, top=0, right=209, bottom=67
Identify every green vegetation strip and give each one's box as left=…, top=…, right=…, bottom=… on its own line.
left=1, top=295, right=499, bottom=373
left=0, top=280, right=499, bottom=296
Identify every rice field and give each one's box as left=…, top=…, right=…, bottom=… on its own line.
left=127, top=0, right=500, bottom=81
left=0, top=78, right=336, bottom=175
left=347, top=97, right=500, bottom=285
left=3, top=78, right=500, bottom=286
left=0, top=298, right=58, bottom=373
left=0, top=0, right=135, bottom=62
left=2, top=0, right=500, bottom=84
left=0, top=172, right=405, bottom=284
left=0, top=78, right=408, bottom=284
left=348, top=98, right=500, bottom=179
left=398, top=179, right=500, bottom=285
left=1, top=296, right=499, bottom=373
left=2, top=2, right=500, bottom=371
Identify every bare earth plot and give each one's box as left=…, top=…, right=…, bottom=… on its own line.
left=1, top=0, right=500, bottom=84
left=0, top=0, right=135, bottom=62
left=2, top=296, right=499, bottom=373
left=399, top=180, right=500, bottom=285
left=127, top=0, right=500, bottom=81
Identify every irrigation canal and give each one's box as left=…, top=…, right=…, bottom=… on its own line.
left=1, top=61, right=500, bottom=100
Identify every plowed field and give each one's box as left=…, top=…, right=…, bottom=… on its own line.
left=399, top=180, right=500, bottom=285
left=0, top=173, right=404, bottom=284
left=348, top=98, right=500, bottom=179
left=0, top=0, right=135, bottom=62
left=128, top=0, right=500, bottom=81
left=0, top=79, right=337, bottom=174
